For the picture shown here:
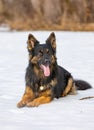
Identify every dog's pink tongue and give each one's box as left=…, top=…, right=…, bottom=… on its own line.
left=41, top=65, right=50, bottom=77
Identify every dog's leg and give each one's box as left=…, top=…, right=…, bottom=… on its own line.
left=69, top=83, right=77, bottom=95
left=27, top=96, right=52, bottom=107
left=17, top=86, right=34, bottom=108
left=62, top=78, right=74, bottom=97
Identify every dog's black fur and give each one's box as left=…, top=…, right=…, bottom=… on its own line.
left=17, top=32, right=92, bottom=107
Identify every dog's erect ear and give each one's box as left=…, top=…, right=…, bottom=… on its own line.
left=27, top=34, right=39, bottom=51
left=46, top=32, right=56, bottom=51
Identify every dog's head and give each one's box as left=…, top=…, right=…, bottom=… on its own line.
left=27, top=32, right=57, bottom=77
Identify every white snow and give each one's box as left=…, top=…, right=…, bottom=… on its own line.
left=0, top=31, right=94, bottom=130
left=0, top=24, right=10, bottom=32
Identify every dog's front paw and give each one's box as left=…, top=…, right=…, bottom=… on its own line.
left=27, top=100, right=40, bottom=107
left=17, top=100, right=26, bottom=108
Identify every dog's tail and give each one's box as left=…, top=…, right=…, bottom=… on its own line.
left=74, top=80, right=92, bottom=90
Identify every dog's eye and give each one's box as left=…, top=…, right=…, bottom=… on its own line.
left=39, top=50, right=43, bottom=56
left=46, top=49, right=49, bottom=54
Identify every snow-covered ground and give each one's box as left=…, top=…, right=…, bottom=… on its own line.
left=0, top=24, right=10, bottom=32
left=0, top=31, right=94, bottom=130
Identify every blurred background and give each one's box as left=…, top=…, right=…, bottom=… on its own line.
left=0, top=0, right=94, bottom=31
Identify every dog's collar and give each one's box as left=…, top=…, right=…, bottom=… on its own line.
left=38, top=79, right=57, bottom=92
left=40, top=86, right=44, bottom=91
left=34, top=84, right=51, bottom=98
left=39, top=85, right=51, bottom=92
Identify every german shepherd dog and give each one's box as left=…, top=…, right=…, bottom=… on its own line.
left=17, top=32, right=92, bottom=107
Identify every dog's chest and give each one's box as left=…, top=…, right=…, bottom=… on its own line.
left=33, top=83, right=52, bottom=98
left=34, top=83, right=52, bottom=93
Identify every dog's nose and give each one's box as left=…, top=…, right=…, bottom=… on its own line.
left=45, top=58, right=50, bottom=64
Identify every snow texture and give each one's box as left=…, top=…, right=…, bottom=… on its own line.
left=0, top=31, right=94, bottom=130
